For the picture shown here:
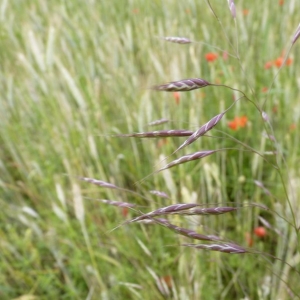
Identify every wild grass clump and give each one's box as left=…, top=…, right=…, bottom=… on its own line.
left=1, top=0, right=300, bottom=299
left=79, top=1, right=300, bottom=298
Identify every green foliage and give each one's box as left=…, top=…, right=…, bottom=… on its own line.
left=0, top=0, right=299, bottom=299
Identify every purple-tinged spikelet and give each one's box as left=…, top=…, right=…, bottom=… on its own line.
left=148, top=118, right=169, bottom=126
left=128, top=203, right=236, bottom=223
left=157, top=150, right=216, bottom=173
left=114, top=129, right=193, bottom=138
left=227, top=0, right=236, bottom=18
left=292, top=24, right=300, bottom=45
left=183, top=242, right=247, bottom=254
left=151, top=78, right=210, bottom=92
left=162, top=36, right=192, bottom=44
left=79, top=177, right=119, bottom=189
left=154, top=218, right=221, bottom=241
left=149, top=190, right=170, bottom=199
left=100, top=199, right=136, bottom=208
left=173, top=112, right=225, bottom=154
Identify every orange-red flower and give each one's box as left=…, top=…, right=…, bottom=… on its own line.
left=274, top=57, right=284, bottom=68
left=205, top=52, right=218, bottom=62
left=261, top=87, right=268, bottom=93
left=228, top=116, right=248, bottom=130
left=157, top=138, right=168, bottom=148
left=265, top=56, right=293, bottom=69
left=264, top=61, right=273, bottom=69
left=173, top=92, right=180, bottom=105
left=121, top=207, right=129, bottom=218
left=274, top=56, right=293, bottom=68
left=279, top=0, right=284, bottom=5
left=254, top=226, right=267, bottom=238
left=243, top=9, right=249, bottom=16
left=290, top=123, right=296, bottom=131
left=285, top=57, right=293, bottom=66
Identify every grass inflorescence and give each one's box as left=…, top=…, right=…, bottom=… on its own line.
left=1, top=0, right=300, bottom=299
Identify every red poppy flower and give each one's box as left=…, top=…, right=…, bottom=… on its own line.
left=173, top=92, right=180, bottom=105
left=264, top=61, right=273, bottom=69
left=254, top=226, right=267, bottom=238
left=274, top=56, right=293, bottom=68
left=228, top=116, right=248, bottom=130
left=121, top=207, right=129, bottom=218
left=205, top=52, right=218, bottom=62
left=274, top=57, right=284, bottom=68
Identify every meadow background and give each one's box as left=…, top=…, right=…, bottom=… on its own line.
left=0, top=0, right=300, bottom=299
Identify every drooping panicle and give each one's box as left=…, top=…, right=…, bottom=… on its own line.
left=150, top=78, right=210, bottom=92
left=130, top=204, right=237, bottom=222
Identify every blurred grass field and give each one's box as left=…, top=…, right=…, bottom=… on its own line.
left=0, top=0, right=300, bottom=299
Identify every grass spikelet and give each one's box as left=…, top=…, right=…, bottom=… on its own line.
left=227, top=0, right=236, bottom=18
left=148, top=118, right=169, bottom=126
left=189, top=206, right=238, bottom=215
left=154, top=218, right=221, bottom=241
left=258, top=216, right=282, bottom=236
left=99, top=199, right=136, bottom=208
left=78, top=176, right=154, bottom=203
left=149, top=190, right=170, bottom=199
left=129, top=203, right=199, bottom=222
left=150, top=78, right=210, bottom=92
left=162, top=36, right=192, bottom=44
left=254, top=180, right=271, bottom=196
left=292, top=23, right=300, bottom=44
left=114, top=129, right=193, bottom=138
left=182, top=242, right=248, bottom=254
left=128, top=203, right=237, bottom=224
left=78, top=177, right=120, bottom=189
left=171, top=112, right=225, bottom=155
left=156, top=150, right=216, bottom=173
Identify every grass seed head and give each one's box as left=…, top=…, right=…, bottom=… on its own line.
left=292, top=23, right=300, bottom=44
left=174, top=112, right=225, bottom=153
left=157, top=150, right=216, bottom=173
left=150, top=78, right=210, bottom=92
left=115, top=129, right=193, bottom=138
left=163, top=36, right=192, bottom=44
left=227, top=0, right=236, bottom=18
left=183, top=242, right=247, bottom=254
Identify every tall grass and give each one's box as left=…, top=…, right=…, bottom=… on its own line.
left=0, top=0, right=299, bottom=299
